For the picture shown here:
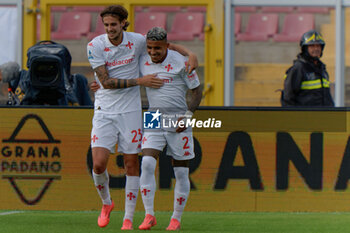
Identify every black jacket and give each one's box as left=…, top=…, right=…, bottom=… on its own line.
left=282, top=54, right=334, bottom=107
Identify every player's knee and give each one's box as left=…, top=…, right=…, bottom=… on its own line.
left=174, top=167, right=189, bottom=181
left=93, top=164, right=106, bottom=174
left=124, top=159, right=139, bottom=175
left=141, top=156, right=157, bottom=174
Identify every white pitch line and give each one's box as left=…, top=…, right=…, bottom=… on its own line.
left=0, top=211, right=24, bottom=216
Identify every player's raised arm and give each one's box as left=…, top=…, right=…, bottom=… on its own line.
left=93, top=65, right=163, bottom=89
left=168, top=43, right=198, bottom=74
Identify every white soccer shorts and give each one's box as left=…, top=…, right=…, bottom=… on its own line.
left=141, top=130, right=194, bottom=160
left=91, top=110, right=142, bottom=154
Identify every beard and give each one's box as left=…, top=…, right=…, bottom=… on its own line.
left=108, top=30, right=122, bottom=42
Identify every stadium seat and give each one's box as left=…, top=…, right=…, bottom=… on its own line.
left=273, top=14, right=315, bottom=42
left=167, top=12, right=204, bottom=41
left=51, top=12, right=92, bottom=40
left=148, top=6, right=182, bottom=12
left=135, top=6, right=145, bottom=12
left=51, top=6, right=67, bottom=12
left=261, top=7, right=294, bottom=13
left=87, top=16, right=105, bottom=41
left=236, top=13, right=278, bottom=41
left=297, top=7, right=330, bottom=14
left=72, top=6, right=104, bottom=12
left=187, top=6, right=206, bottom=12
left=134, top=12, right=167, bottom=35
left=235, top=6, right=258, bottom=13
left=234, top=13, right=241, bottom=36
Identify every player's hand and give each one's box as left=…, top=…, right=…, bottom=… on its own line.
left=176, top=117, right=187, bottom=133
left=186, top=53, right=198, bottom=74
left=137, top=74, right=164, bottom=88
left=90, top=80, right=101, bottom=92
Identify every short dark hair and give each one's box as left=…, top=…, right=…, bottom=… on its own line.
left=100, top=5, right=130, bottom=31
left=146, top=27, right=167, bottom=41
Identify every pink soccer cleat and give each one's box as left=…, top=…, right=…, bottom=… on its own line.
left=138, top=214, right=157, bottom=230
left=97, top=200, right=114, bottom=228
left=166, top=218, right=181, bottom=231
left=121, top=219, right=133, bottom=230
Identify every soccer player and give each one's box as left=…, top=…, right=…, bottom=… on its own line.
left=87, top=5, right=198, bottom=230
left=138, top=27, right=202, bottom=231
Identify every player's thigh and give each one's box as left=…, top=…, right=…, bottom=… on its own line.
left=117, top=110, right=143, bottom=154
left=165, top=131, right=195, bottom=160
left=141, top=131, right=167, bottom=153
left=91, top=113, right=119, bottom=153
left=172, top=158, right=190, bottom=167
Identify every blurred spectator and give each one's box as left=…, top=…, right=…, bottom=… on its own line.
left=281, top=30, right=334, bottom=107
left=0, top=61, right=21, bottom=105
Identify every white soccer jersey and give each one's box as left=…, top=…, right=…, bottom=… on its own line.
left=87, top=32, right=147, bottom=114
left=139, top=50, right=200, bottom=115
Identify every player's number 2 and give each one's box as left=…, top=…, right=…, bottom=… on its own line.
left=182, top=136, right=190, bottom=149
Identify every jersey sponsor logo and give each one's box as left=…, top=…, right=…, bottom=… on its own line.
left=145, top=61, right=151, bottom=66
left=188, top=73, right=195, bottom=80
left=143, top=110, right=161, bottom=129
left=104, top=47, right=111, bottom=52
left=126, top=41, right=134, bottom=49
left=88, top=42, right=93, bottom=47
left=88, top=50, right=94, bottom=60
left=162, top=77, right=173, bottom=83
left=105, top=56, right=135, bottom=67
left=165, top=64, right=173, bottom=72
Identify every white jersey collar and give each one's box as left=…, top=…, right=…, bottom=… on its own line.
left=105, top=31, right=129, bottom=48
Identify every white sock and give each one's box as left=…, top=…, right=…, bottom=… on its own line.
left=171, top=167, right=190, bottom=221
left=92, top=169, right=112, bottom=205
left=124, top=175, right=140, bottom=222
left=140, top=156, right=157, bottom=216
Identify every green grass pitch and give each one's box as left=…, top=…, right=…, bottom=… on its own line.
left=2, top=210, right=350, bottom=232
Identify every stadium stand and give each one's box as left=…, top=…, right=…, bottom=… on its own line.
left=236, top=13, right=278, bottom=41
left=187, top=6, right=206, bottom=12
left=297, top=7, right=330, bottom=14
left=51, top=6, right=67, bottom=12
left=167, top=12, right=205, bottom=41
left=234, top=6, right=258, bottom=12
left=72, top=6, right=104, bottom=12
left=135, top=6, right=144, bottom=12
left=260, top=6, right=294, bottom=13
left=234, top=13, right=241, bottom=36
left=51, top=12, right=91, bottom=40
left=148, top=6, right=182, bottom=12
left=134, top=12, right=167, bottom=35
left=87, top=16, right=104, bottom=41
left=273, top=13, right=315, bottom=42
